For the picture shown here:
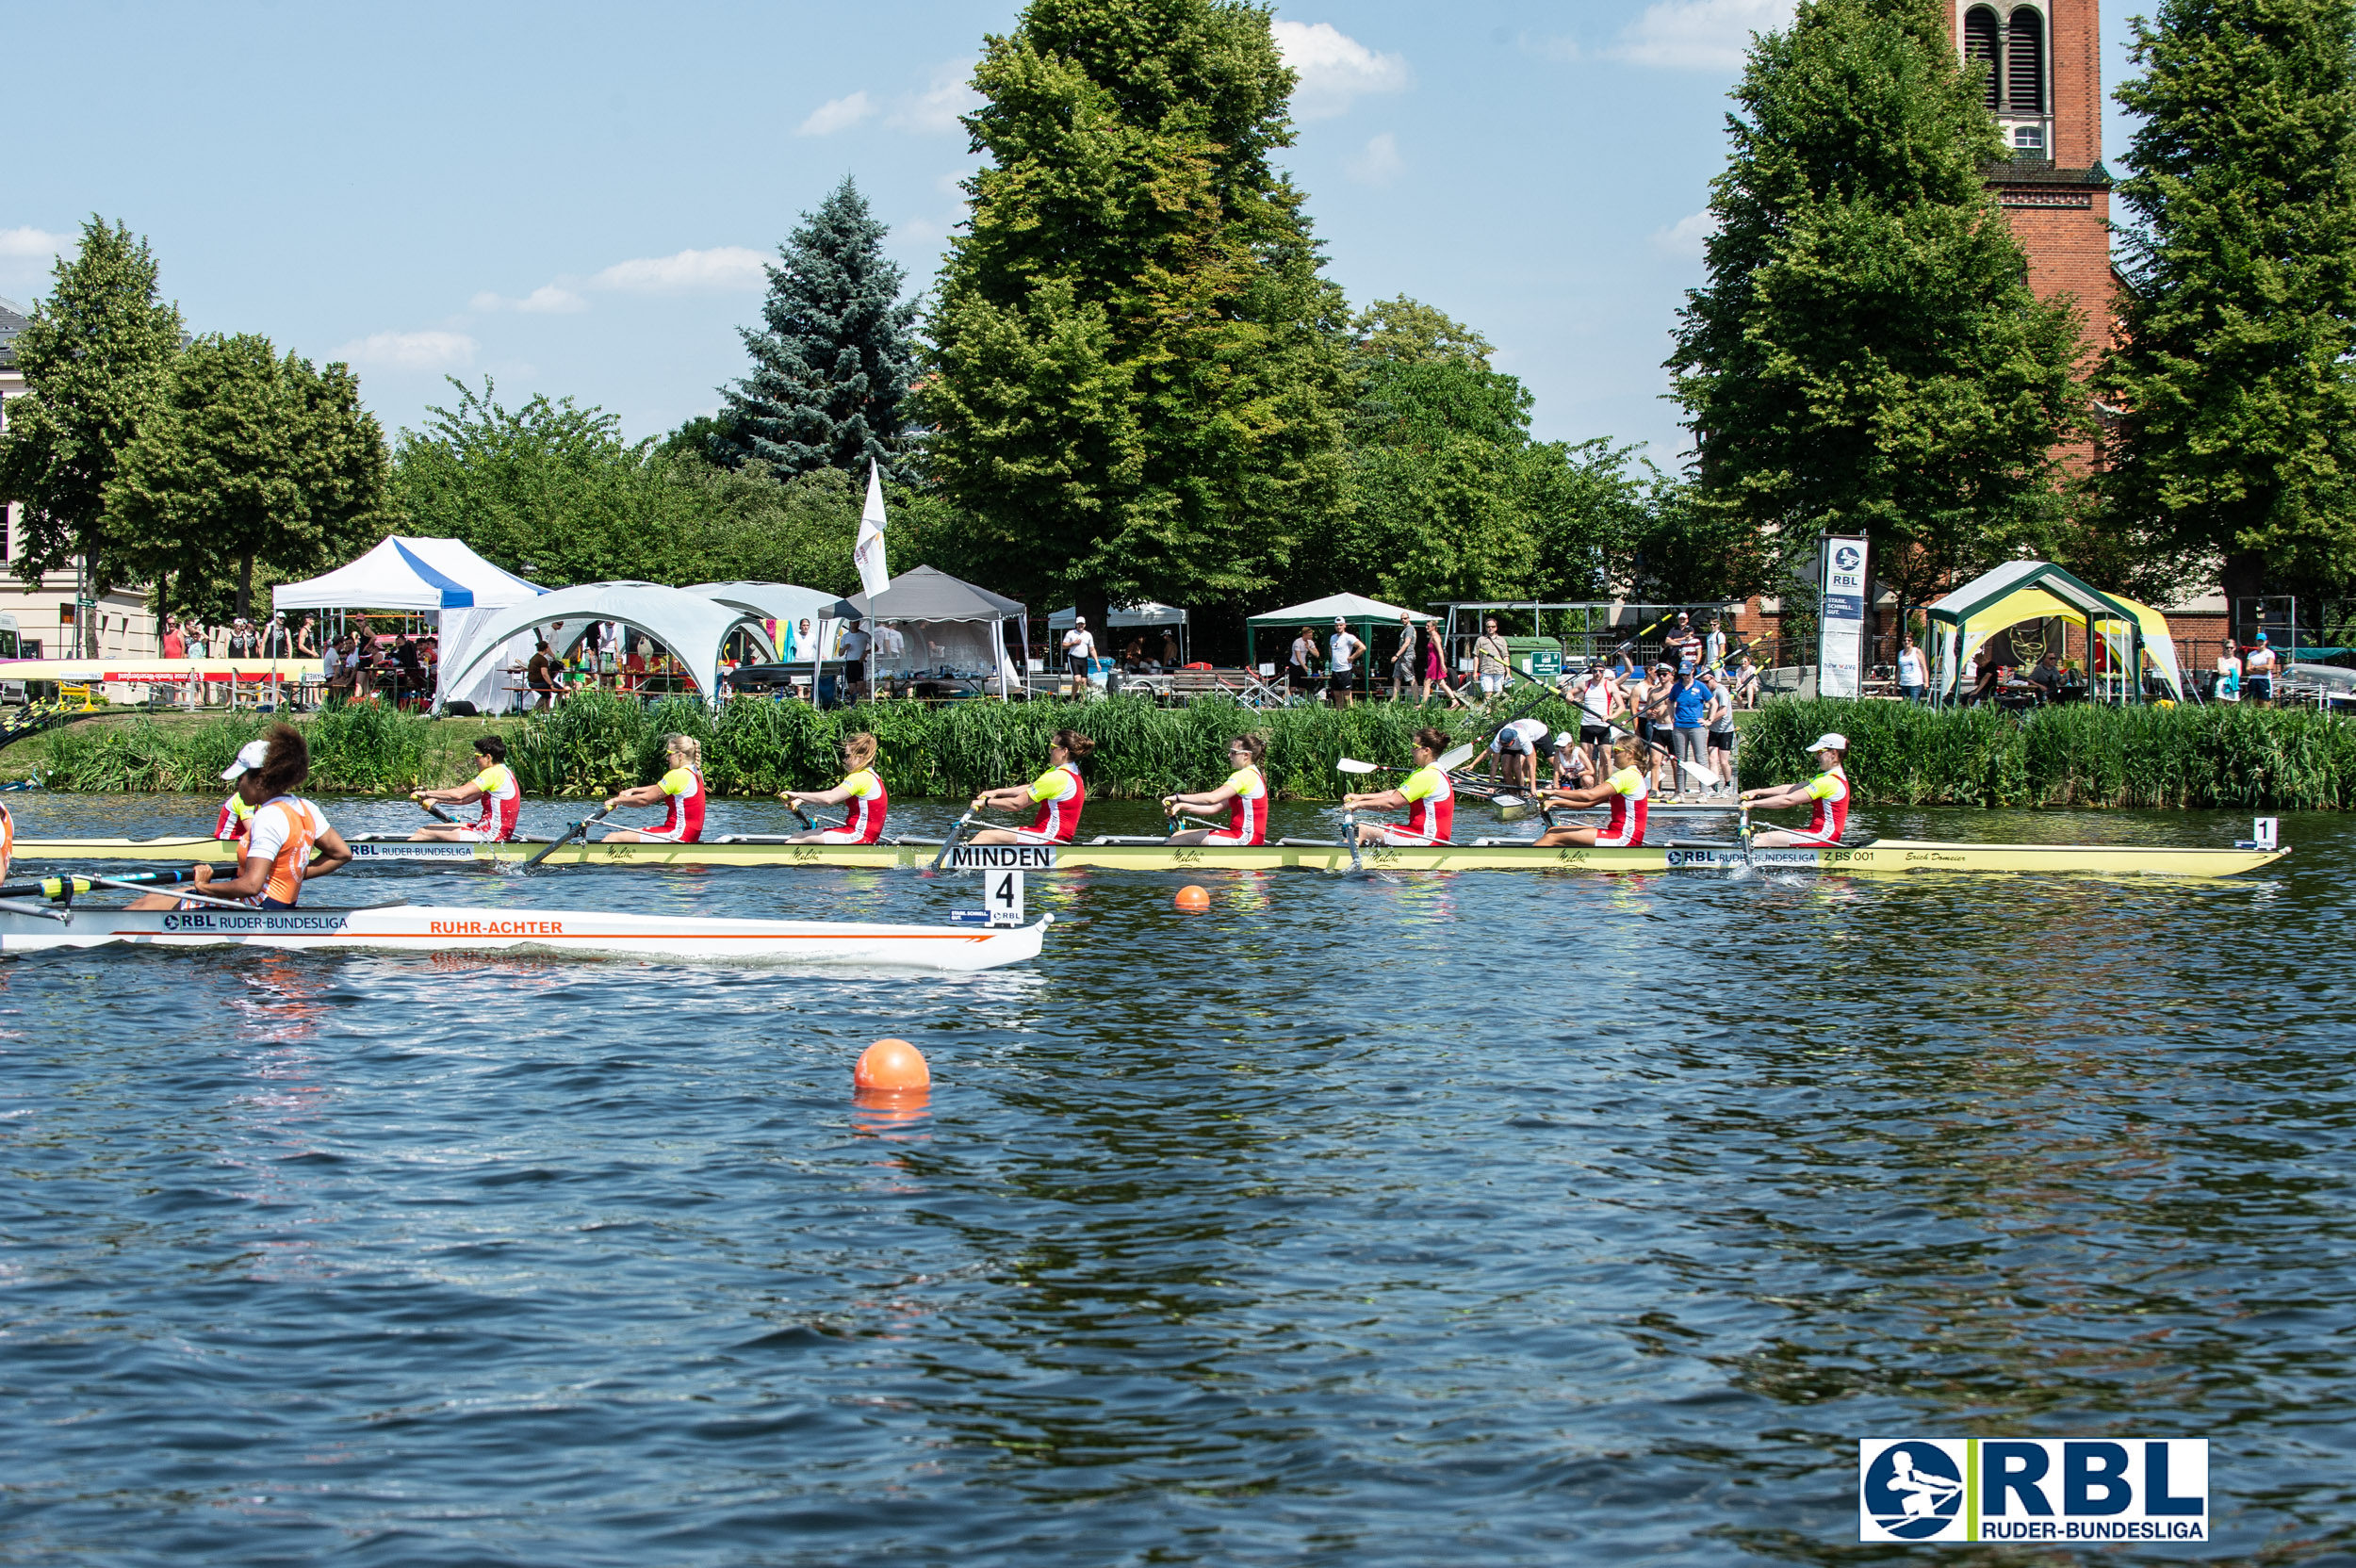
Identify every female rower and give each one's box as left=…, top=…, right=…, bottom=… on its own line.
left=969, top=729, right=1094, bottom=844
left=214, top=737, right=266, bottom=844
left=409, top=735, right=521, bottom=841
left=1531, top=737, right=1648, bottom=847
left=1741, top=731, right=1850, bottom=845
left=601, top=733, right=708, bottom=843
left=1162, top=733, right=1269, bottom=845
left=778, top=732, right=889, bottom=844
left=132, top=724, right=351, bottom=910
left=1343, top=727, right=1453, bottom=845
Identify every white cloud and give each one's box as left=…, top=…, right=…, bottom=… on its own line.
left=472, top=283, right=588, bottom=314
left=335, top=330, right=477, bottom=371
left=890, top=61, right=981, bottom=134
left=797, top=90, right=875, bottom=137
left=1347, top=132, right=1405, bottom=187
left=1652, top=209, right=1718, bottom=256
left=591, top=247, right=766, bottom=293
left=1612, top=0, right=1791, bottom=71
left=0, top=226, right=74, bottom=260
left=1273, top=21, right=1409, bottom=119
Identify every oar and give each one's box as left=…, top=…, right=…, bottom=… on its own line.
left=519, top=805, right=613, bottom=869
left=1343, top=809, right=1363, bottom=874
left=410, top=793, right=460, bottom=825
left=1337, top=742, right=1477, bottom=776
left=0, top=868, right=201, bottom=902
left=87, top=873, right=255, bottom=911
left=930, top=813, right=976, bottom=872
left=774, top=792, right=816, bottom=830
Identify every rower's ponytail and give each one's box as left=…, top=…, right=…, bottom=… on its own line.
left=842, top=731, right=878, bottom=770
left=256, top=723, right=310, bottom=797
left=1229, top=732, right=1268, bottom=766
left=1053, top=728, right=1096, bottom=762
left=1413, top=727, right=1450, bottom=755
left=663, top=732, right=701, bottom=772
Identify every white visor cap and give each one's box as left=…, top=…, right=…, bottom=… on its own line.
left=220, top=739, right=270, bottom=780
left=1805, top=733, right=1849, bottom=753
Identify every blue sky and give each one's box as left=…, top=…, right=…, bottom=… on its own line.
left=5, top=0, right=2146, bottom=466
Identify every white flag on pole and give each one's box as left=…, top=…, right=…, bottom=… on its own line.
left=854, top=459, right=890, bottom=598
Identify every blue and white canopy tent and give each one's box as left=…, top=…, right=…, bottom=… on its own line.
left=272, top=535, right=549, bottom=712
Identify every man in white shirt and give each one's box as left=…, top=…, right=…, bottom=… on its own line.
left=1060, top=616, right=1095, bottom=695
left=838, top=619, right=873, bottom=702
left=1325, top=616, right=1364, bottom=708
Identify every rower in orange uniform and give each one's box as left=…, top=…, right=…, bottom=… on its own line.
left=969, top=729, right=1093, bottom=844
left=780, top=732, right=889, bottom=844
left=129, top=724, right=352, bottom=909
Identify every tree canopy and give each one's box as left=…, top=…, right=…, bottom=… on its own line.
left=2099, top=0, right=2356, bottom=605
left=1669, top=0, right=2086, bottom=606
left=921, top=0, right=1352, bottom=625
left=716, top=178, right=920, bottom=480
left=108, top=335, right=392, bottom=622
left=0, top=218, right=185, bottom=651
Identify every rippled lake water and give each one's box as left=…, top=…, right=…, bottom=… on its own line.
left=2, top=792, right=2350, bottom=1565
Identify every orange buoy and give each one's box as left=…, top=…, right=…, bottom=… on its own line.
left=1174, top=885, right=1211, bottom=911
left=855, top=1037, right=930, bottom=1091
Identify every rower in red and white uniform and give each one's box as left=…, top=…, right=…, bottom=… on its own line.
left=1533, top=736, right=1650, bottom=847
left=604, top=733, right=709, bottom=843
left=410, top=735, right=523, bottom=841
left=1742, top=731, right=1852, bottom=846
left=130, top=724, right=352, bottom=910
left=970, top=729, right=1094, bottom=844
left=780, top=731, right=889, bottom=844
left=1163, top=733, right=1270, bottom=845
left=1344, top=726, right=1455, bottom=845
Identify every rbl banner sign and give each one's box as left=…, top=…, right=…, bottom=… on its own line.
left=1858, top=1438, right=2207, bottom=1544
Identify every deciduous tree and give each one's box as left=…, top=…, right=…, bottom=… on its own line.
left=922, top=0, right=1351, bottom=628
left=2100, top=0, right=2356, bottom=605
left=0, top=218, right=184, bottom=653
left=1669, top=0, right=2086, bottom=603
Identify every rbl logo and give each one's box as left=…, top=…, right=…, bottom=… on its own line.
left=1858, top=1438, right=2207, bottom=1544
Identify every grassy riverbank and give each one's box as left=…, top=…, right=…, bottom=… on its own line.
left=21, top=693, right=2355, bottom=807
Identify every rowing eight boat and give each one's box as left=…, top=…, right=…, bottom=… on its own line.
left=0, top=897, right=1051, bottom=967
left=11, top=834, right=2289, bottom=877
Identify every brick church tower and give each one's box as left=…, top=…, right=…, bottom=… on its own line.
left=1956, top=0, right=2115, bottom=373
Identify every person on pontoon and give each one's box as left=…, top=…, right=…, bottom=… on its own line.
left=1740, top=732, right=1851, bottom=846
left=1161, top=734, right=1269, bottom=846
left=969, top=729, right=1094, bottom=844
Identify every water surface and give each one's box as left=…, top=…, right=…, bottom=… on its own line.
left=2, top=793, right=2349, bottom=1564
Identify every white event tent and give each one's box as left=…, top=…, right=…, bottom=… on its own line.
left=273, top=536, right=549, bottom=712
left=682, top=581, right=846, bottom=662
left=438, top=582, right=777, bottom=710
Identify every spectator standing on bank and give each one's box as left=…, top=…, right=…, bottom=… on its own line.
left=1389, top=614, right=1420, bottom=699
left=1287, top=626, right=1319, bottom=695
left=2215, top=644, right=2242, bottom=704
left=160, top=616, right=186, bottom=659
left=1326, top=617, right=1364, bottom=708
left=840, top=619, right=874, bottom=701
left=1667, top=665, right=1715, bottom=798
left=1636, top=664, right=1677, bottom=792
left=1896, top=634, right=1929, bottom=704
left=1059, top=615, right=1095, bottom=695
left=295, top=615, right=319, bottom=656
left=1707, top=669, right=1739, bottom=792
left=1572, top=664, right=1617, bottom=781
left=2245, top=631, right=2278, bottom=705
left=1703, top=614, right=1727, bottom=674
left=1473, top=617, right=1511, bottom=698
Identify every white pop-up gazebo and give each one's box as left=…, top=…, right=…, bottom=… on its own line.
left=437, top=582, right=777, bottom=709
left=272, top=536, right=545, bottom=614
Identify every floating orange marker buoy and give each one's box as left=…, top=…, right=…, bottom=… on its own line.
left=855, top=1037, right=930, bottom=1091
left=1174, top=885, right=1211, bottom=911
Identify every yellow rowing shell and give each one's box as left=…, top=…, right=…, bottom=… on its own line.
left=10, top=835, right=2290, bottom=877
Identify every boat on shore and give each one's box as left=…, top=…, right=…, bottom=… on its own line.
left=9, top=832, right=2289, bottom=877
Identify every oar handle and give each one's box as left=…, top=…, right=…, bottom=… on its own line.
left=0, top=868, right=196, bottom=902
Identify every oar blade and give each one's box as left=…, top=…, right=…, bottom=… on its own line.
left=1434, top=743, right=1476, bottom=773
left=1334, top=758, right=1382, bottom=775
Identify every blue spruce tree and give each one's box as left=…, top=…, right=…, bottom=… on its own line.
left=718, top=177, right=919, bottom=477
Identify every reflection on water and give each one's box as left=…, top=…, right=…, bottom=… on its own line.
left=0, top=794, right=2348, bottom=1564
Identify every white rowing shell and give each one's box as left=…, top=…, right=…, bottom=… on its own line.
left=0, top=904, right=1050, bottom=971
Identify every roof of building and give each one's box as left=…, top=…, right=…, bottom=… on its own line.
left=1980, top=155, right=2113, bottom=188
left=0, top=296, right=27, bottom=373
